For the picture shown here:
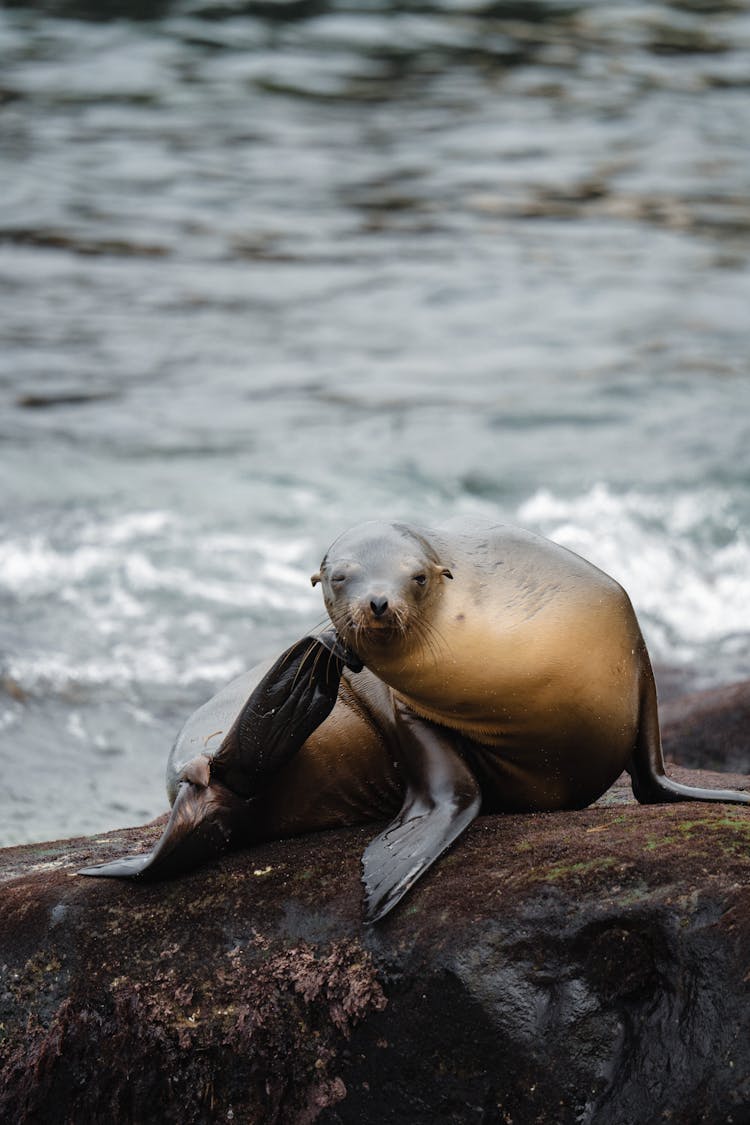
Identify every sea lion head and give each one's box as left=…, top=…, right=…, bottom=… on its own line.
left=311, top=521, right=453, bottom=656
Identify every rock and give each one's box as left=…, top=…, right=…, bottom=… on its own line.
left=652, top=661, right=698, bottom=702
left=661, top=680, right=750, bottom=775
left=1, top=762, right=750, bottom=1124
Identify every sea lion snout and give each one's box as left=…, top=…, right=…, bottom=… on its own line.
left=350, top=586, right=409, bottom=633
left=369, top=594, right=390, bottom=618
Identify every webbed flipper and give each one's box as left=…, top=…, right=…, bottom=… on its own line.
left=79, top=630, right=361, bottom=881
left=210, top=632, right=360, bottom=796
left=362, top=701, right=481, bottom=923
left=79, top=779, right=247, bottom=879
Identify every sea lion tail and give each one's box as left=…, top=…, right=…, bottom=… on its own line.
left=629, top=657, right=750, bottom=807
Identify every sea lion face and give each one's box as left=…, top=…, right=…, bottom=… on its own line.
left=311, top=521, right=452, bottom=657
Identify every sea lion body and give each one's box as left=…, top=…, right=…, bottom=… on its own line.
left=82, top=518, right=749, bottom=920
left=341, top=522, right=644, bottom=812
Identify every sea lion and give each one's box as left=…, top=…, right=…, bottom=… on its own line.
left=81, top=518, right=750, bottom=922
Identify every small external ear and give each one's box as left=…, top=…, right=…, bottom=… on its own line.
left=311, top=572, right=322, bottom=587
left=440, top=567, right=453, bottom=580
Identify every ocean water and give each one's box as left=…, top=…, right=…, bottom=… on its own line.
left=1, top=0, right=749, bottom=846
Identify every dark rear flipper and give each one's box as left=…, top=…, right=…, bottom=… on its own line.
left=79, top=779, right=248, bottom=880
left=79, top=630, right=362, bottom=881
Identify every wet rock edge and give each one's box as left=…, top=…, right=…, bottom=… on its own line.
left=1, top=685, right=749, bottom=1123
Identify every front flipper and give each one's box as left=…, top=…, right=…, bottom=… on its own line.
left=362, top=701, right=481, bottom=923
left=80, top=630, right=362, bottom=882
left=209, top=631, right=360, bottom=796
left=79, top=779, right=248, bottom=880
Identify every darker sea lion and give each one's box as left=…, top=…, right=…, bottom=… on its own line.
left=81, top=518, right=750, bottom=922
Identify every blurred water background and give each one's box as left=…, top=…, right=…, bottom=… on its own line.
left=1, top=0, right=749, bottom=845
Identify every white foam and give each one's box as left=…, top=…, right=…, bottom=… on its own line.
left=0, top=707, right=21, bottom=733
left=66, top=711, right=86, bottom=740
left=516, top=483, right=750, bottom=662
left=0, top=509, right=316, bottom=691
left=86, top=510, right=174, bottom=545
left=0, top=538, right=108, bottom=596
left=0, top=512, right=315, bottom=616
left=5, top=648, right=247, bottom=691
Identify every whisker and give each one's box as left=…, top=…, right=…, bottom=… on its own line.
left=290, top=639, right=322, bottom=689
left=325, top=643, right=339, bottom=682
left=317, top=637, right=343, bottom=685
left=410, top=614, right=446, bottom=665
left=309, top=642, right=326, bottom=687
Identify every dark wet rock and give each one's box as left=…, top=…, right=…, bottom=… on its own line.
left=0, top=228, right=168, bottom=258
left=2, top=0, right=173, bottom=22
left=1, top=754, right=750, bottom=1124
left=16, top=390, right=122, bottom=410
left=467, top=183, right=750, bottom=239
left=661, top=679, right=750, bottom=775
left=653, top=661, right=699, bottom=702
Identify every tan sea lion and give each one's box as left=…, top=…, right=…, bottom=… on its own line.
left=81, top=519, right=749, bottom=921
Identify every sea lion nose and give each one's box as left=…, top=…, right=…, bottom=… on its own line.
left=369, top=595, right=389, bottom=618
